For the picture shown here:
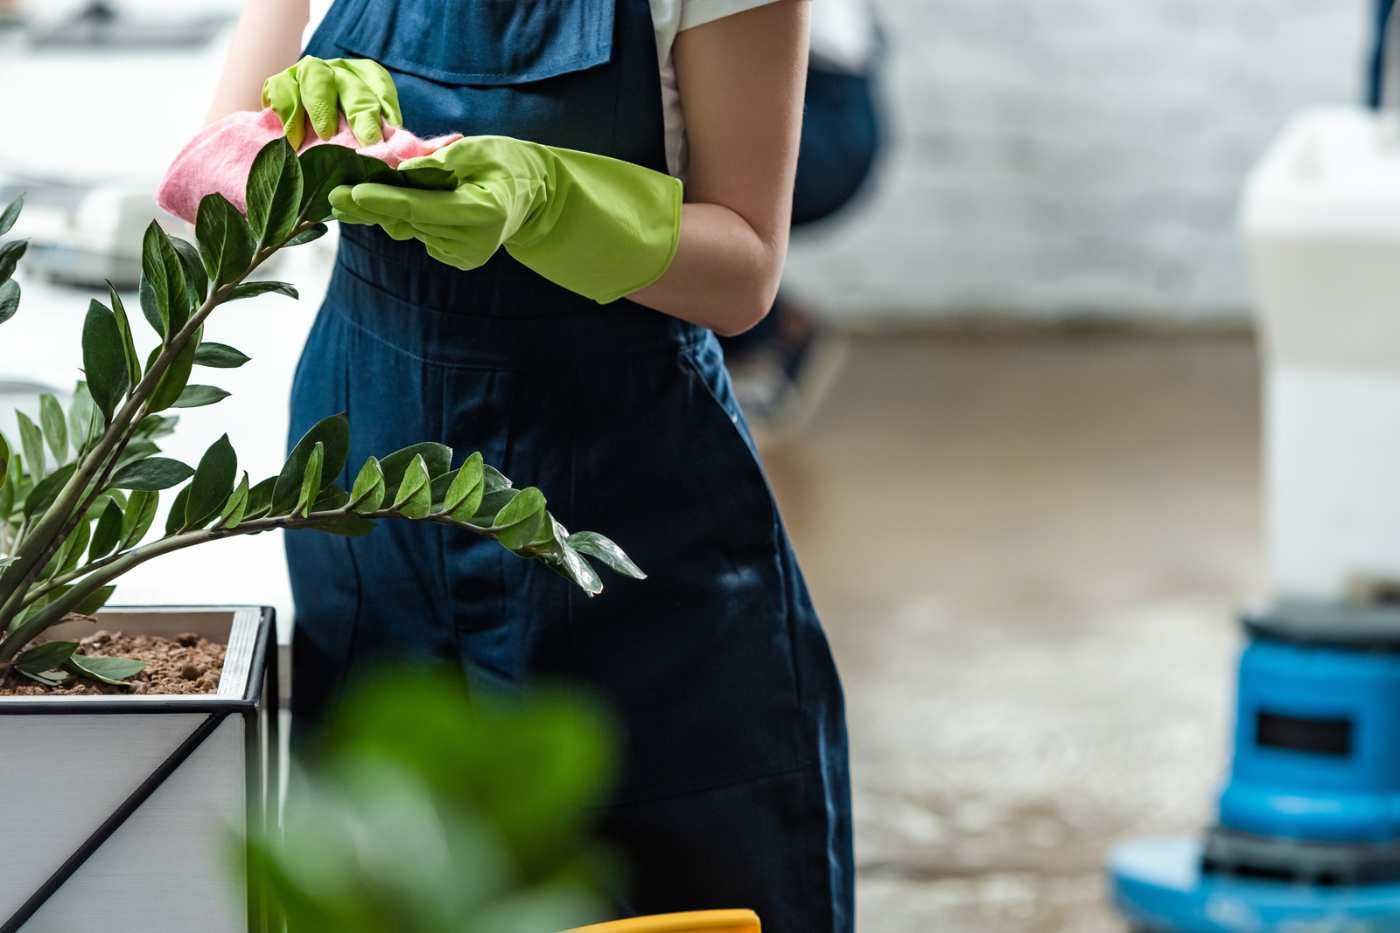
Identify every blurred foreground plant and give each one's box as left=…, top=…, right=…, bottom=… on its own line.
left=0, top=139, right=643, bottom=688
left=246, top=670, right=618, bottom=933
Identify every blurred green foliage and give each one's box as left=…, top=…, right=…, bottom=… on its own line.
left=245, top=668, right=620, bottom=933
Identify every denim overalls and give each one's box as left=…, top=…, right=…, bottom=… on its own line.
left=288, top=1, right=853, bottom=927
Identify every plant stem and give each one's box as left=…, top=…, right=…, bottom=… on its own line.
left=8, top=399, right=151, bottom=621
left=0, top=503, right=333, bottom=658
left=0, top=494, right=517, bottom=660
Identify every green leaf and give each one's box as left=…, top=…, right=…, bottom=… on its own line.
left=66, top=382, right=100, bottom=455
left=0, top=239, right=27, bottom=284
left=471, top=486, right=518, bottom=526
left=297, top=144, right=456, bottom=226
left=554, top=542, right=604, bottom=596
left=306, top=513, right=376, bottom=537
left=379, top=442, right=452, bottom=501
left=15, top=641, right=77, bottom=674
left=298, top=145, right=390, bottom=222
left=274, top=414, right=349, bottom=515
left=217, top=472, right=250, bottom=529
left=185, top=434, right=237, bottom=530
left=428, top=467, right=457, bottom=508
left=72, top=584, right=116, bottom=617
left=115, top=440, right=160, bottom=470
left=194, top=342, right=251, bottom=369
left=138, top=276, right=162, bottom=338
left=566, top=531, right=646, bottom=580
left=0, top=432, right=8, bottom=489
left=0, top=279, right=18, bottom=326
left=147, top=336, right=198, bottom=413
left=226, top=281, right=298, bottom=302
left=86, top=488, right=126, bottom=514
left=285, top=223, right=328, bottom=247
left=23, top=463, right=75, bottom=518
left=195, top=192, right=256, bottom=287
left=67, top=653, right=143, bottom=685
left=391, top=453, right=431, bottom=518
left=171, top=384, right=231, bottom=409
left=484, top=463, right=512, bottom=491
left=245, top=476, right=276, bottom=520
left=492, top=486, right=547, bottom=550
left=111, top=457, right=194, bottom=491
left=120, top=490, right=158, bottom=549
left=38, top=394, right=67, bottom=465
left=348, top=457, right=386, bottom=513
left=165, top=486, right=191, bottom=535
left=88, top=499, right=124, bottom=560
left=48, top=519, right=90, bottom=577
left=313, top=485, right=349, bottom=510
left=296, top=142, right=365, bottom=202
left=82, top=300, right=130, bottom=422
left=18, top=668, right=70, bottom=688
left=295, top=442, right=325, bottom=518
left=133, top=413, right=179, bottom=440
left=0, top=473, right=14, bottom=523
left=491, top=484, right=544, bottom=526
left=0, top=194, right=21, bottom=238
left=439, top=452, right=484, bottom=518
left=16, top=410, right=44, bottom=480
left=170, top=236, right=208, bottom=307
left=138, top=221, right=191, bottom=339
left=246, top=137, right=304, bottom=247
left=104, top=284, right=143, bottom=389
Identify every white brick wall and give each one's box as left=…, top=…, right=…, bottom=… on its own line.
left=789, top=0, right=1370, bottom=323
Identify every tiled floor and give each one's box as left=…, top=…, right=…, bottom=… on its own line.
left=759, top=330, right=1263, bottom=932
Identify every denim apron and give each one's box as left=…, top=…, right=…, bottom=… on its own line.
left=289, top=1, right=853, bottom=927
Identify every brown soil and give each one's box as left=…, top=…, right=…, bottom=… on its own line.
left=0, top=630, right=226, bottom=697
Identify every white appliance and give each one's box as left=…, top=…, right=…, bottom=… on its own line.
left=1243, top=107, right=1400, bottom=601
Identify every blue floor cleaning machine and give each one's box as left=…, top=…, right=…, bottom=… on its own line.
left=1110, top=601, right=1400, bottom=930
left=1110, top=26, right=1400, bottom=918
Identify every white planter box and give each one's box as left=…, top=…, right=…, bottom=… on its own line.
left=0, top=606, right=279, bottom=933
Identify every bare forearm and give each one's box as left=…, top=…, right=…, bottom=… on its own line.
left=629, top=0, right=809, bottom=337
left=629, top=203, right=788, bottom=337
left=206, top=0, right=309, bottom=123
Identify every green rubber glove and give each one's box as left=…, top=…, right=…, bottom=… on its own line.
left=328, top=135, right=683, bottom=304
left=262, top=56, right=403, bottom=148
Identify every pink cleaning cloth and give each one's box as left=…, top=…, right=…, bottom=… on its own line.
left=157, top=108, right=462, bottom=224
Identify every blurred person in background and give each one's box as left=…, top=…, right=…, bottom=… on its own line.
left=206, top=0, right=853, bottom=930
left=1373, top=0, right=1396, bottom=107
left=722, top=0, right=884, bottom=435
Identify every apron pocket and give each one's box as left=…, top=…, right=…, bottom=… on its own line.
left=335, top=0, right=615, bottom=86
left=677, top=346, right=782, bottom=563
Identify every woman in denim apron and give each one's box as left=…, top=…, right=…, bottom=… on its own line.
left=208, top=1, right=852, bottom=928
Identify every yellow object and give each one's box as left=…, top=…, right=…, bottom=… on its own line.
left=565, top=909, right=760, bottom=933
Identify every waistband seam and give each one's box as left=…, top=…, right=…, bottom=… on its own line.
left=327, top=256, right=711, bottom=366
left=336, top=241, right=686, bottom=327
left=326, top=296, right=520, bottom=372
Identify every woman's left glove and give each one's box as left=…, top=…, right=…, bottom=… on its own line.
left=329, top=135, right=683, bottom=304
left=263, top=56, right=403, bottom=148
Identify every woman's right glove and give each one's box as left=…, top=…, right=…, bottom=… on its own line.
left=262, top=56, right=403, bottom=148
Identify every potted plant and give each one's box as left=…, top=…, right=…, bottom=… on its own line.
left=0, top=139, right=642, bottom=933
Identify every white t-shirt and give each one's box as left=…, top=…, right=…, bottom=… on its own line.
left=302, top=0, right=785, bottom=179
